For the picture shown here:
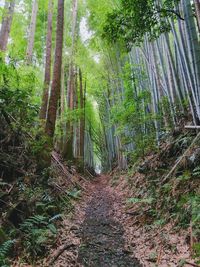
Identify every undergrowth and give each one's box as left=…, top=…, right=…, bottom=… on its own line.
left=0, top=166, right=81, bottom=264
left=113, top=130, right=200, bottom=263
left=0, top=240, right=15, bottom=267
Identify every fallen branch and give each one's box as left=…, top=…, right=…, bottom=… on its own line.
left=190, top=220, right=194, bottom=254
left=52, top=152, right=86, bottom=190
left=85, top=168, right=95, bottom=179
left=156, top=246, right=163, bottom=265
left=52, top=152, right=74, bottom=182
left=185, top=261, right=200, bottom=267
left=49, top=243, right=76, bottom=265
left=6, top=184, right=14, bottom=194
left=185, top=125, right=200, bottom=129
left=162, top=132, right=200, bottom=183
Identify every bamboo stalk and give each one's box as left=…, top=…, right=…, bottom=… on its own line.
left=185, top=125, right=200, bottom=129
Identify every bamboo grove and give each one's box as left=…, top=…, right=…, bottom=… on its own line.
left=1, top=0, right=200, bottom=172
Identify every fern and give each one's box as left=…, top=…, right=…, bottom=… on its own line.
left=191, top=196, right=200, bottom=223
left=20, top=215, right=48, bottom=233
left=193, top=166, right=200, bottom=177
left=0, top=240, right=15, bottom=267
left=20, top=215, right=57, bottom=258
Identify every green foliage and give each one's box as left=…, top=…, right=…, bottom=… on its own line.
left=178, top=259, right=187, bottom=267
left=30, top=134, right=51, bottom=156
left=0, top=61, right=41, bottom=128
left=87, top=0, right=116, bottom=36
left=160, top=96, right=174, bottom=129
left=110, top=62, right=156, bottom=161
left=162, top=183, right=172, bottom=193
left=126, top=197, right=154, bottom=204
left=153, top=219, right=166, bottom=226
left=166, top=192, right=200, bottom=229
left=177, top=171, right=191, bottom=181
left=192, top=166, right=200, bottom=177
left=19, top=215, right=58, bottom=258
left=193, top=243, right=200, bottom=264
left=34, top=1, right=48, bottom=62
left=103, top=0, right=180, bottom=46
left=67, top=188, right=82, bottom=199
left=191, top=196, right=200, bottom=224
left=0, top=240, right=15, bottom=267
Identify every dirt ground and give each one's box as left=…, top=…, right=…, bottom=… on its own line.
left=76, top=176, right=141, bottom=267
left=42, top=175, right=196, bottom=267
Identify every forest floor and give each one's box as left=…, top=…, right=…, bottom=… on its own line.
left=76, top=175, right=141, bottom=267
left=42, top=174, right=196, bottom=267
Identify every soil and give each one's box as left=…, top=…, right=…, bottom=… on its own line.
left=77, top=176, right=141, bottom=267
left=42, top=175, right=142, bottom=267
left=41, top=174, right=195, bottom=267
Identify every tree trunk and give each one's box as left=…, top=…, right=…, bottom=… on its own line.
left=79, top=68, right=85, bottom=159
left=63, top=0, right=78, bottom=160
left=26, top=0, right=38, bottom=64
left=194, top=0, right=200, bottom=33
left=183, top=0, right=200, bottom=115
left=63, top=66, right=74, bottom=160
left=171, top=19, right=199, bottom=123
left=71, top=0, right=78, bottom=49
left=74, top=67, right=79, bottom=158
left=39, top=0, right=53, bottom=121
left=45, top=0, right=64, bottom=138
left=0, top=0, right=15, bottom=51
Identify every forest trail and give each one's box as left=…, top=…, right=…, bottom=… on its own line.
left=49, top=175, right=142, bottom=267
left=76, top=175, right=141, bottom=267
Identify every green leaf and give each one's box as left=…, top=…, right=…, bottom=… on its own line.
left=126, top=197, right=153, bottom=204
left=48, top=224, right=57, bottom=235
left=67, top=189, right=82, bottom=199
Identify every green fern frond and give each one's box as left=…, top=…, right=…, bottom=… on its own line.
left=0, top=239, right=15, bottom=266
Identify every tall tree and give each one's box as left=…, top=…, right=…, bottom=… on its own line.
left=63, top=0, right=78, bottom=160
left=26, top=0, right=38, bottom=63
left=40, top=0, right=54, bottom=121
left=45, top=0, right=65, bottom=138
left=0, top=0, right=15, bottom=51
left=79, top=68, right=85, bottom=160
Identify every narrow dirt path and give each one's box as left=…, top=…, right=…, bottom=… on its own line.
left=45, top=175, right=142, bottom=266
left=76, top=175, right=141, bottom=267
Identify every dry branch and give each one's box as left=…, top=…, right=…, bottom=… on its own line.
left=49, top=243, right=76, bottom=265
left=51, top=151, right=86, bottom=190
left=162, top=132, right=200, bottom=183
left=85, top=168, right=95, bottom=178
left=185, top=261, right=200, bottom=267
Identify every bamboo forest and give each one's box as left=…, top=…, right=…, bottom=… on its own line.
left=1, top=0, right=200, bottom=266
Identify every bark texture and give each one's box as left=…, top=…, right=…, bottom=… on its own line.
left=45, top=0, right=64, bottom=137
left=63, top=0, right=78, bottom=160
left=0, top=0, right=15, bottom=51
left=40, top=0, right=53, bottom=120
left=79, top=68, right=85, bottom=159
